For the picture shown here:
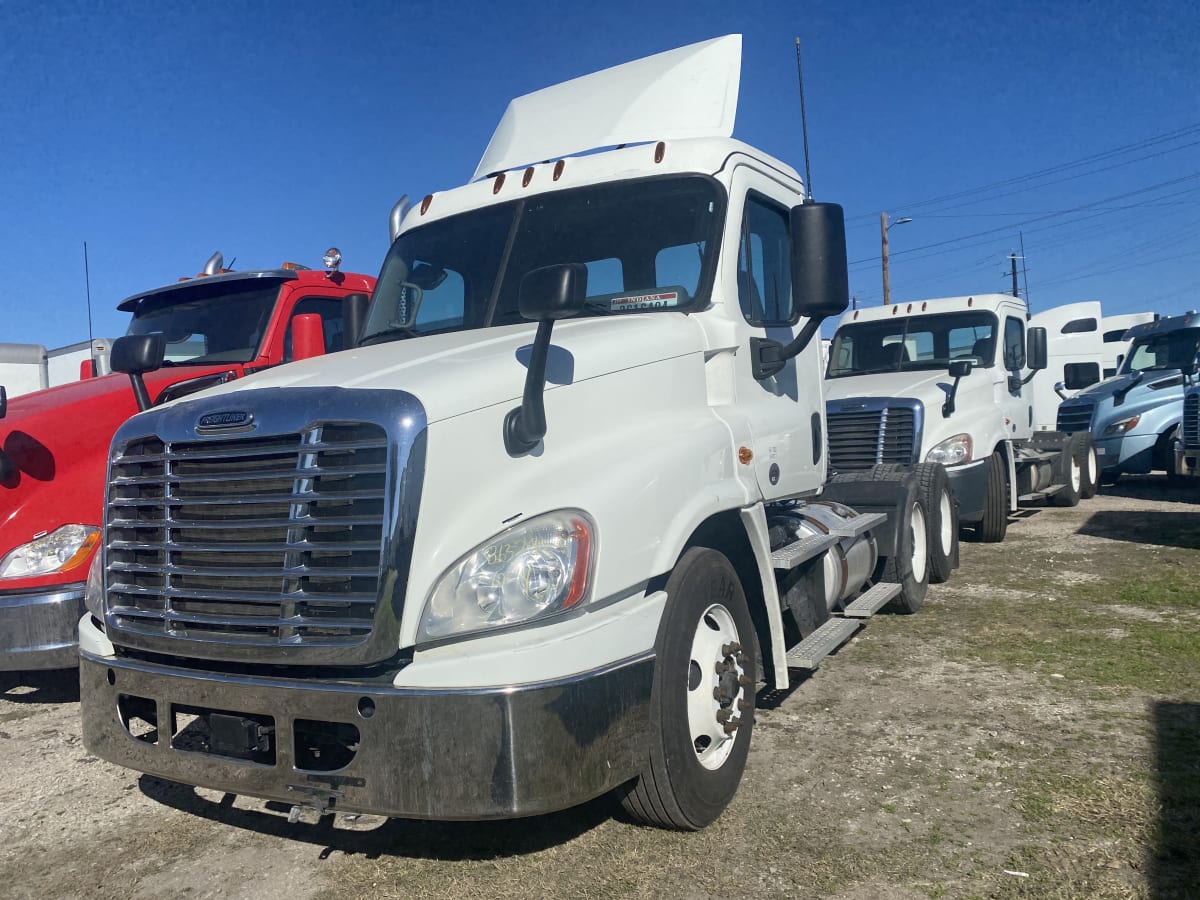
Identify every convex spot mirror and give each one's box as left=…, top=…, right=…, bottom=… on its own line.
left=790, top=202, right=850, bottom=319
left=519, top=263, right=588, bottom=321
left=948, top=359, right=973, bottom=379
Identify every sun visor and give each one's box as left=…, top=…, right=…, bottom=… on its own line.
left=473, top=34, right=741, bottom=182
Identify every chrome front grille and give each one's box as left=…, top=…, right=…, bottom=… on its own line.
left=1056, top=401, right=1095, bottom=434
left=1184, top=394, right=1200, bottom=450
left=106, top=423, right=388, bottom=650
left=827, top=406, right=917, bottom=471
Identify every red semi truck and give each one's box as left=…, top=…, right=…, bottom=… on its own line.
left=0, top=251, right=375, bottom=669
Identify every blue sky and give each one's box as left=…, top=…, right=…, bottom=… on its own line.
left=2, top=0, right=1196, bottom=348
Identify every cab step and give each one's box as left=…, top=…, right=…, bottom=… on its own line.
left=1019, top=484, right=1064, bottom=503
left=785, top=618, right=860, bottom=670
left=839, top=582, right=901, bottom=618
left=770, top=512, right=888, bottom=571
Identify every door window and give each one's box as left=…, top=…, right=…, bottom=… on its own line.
left=1003, top=317, right=1026, bottom=370
left=737, top=194, right=795, bottom=327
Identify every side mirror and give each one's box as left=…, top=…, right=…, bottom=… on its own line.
left=111, top=333, right=166, bottom=411
left=291, top=313, right=326, bottom=361
left=751, top=203, right=849, bottom=381
left=1054, top=380, right=1068, bottom=402
left=1027, top=327, right=1048, bottom=371
left=948, top=359, right=973, bottom=379
left=0, top=385, right=6, bottom=420
left=505, top=264, right=587, bottom=455
left=790, top=202, right=850, bottom=319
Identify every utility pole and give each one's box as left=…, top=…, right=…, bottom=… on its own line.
left=1010, top=253, right=1019, bottom=298
left=880, top=213, right=911, bottom=305
left=881, top=213, right=893, bottom=305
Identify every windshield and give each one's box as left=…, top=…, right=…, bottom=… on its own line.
left=827, top=311, right=998, bottom=378
left=125, top=283, right=280, bottom=364
left=1119, top=328, right=1200, bottom=375
left=360, top=175, right=724, bottom=345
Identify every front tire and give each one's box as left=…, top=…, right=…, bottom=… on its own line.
left=620, top=548, right=758, bottom=830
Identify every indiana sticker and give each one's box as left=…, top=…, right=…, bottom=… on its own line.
left=609, top=291, right=680, bottom=311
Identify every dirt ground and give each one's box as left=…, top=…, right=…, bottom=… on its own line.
left=2, top=476, right=1197, bottom=899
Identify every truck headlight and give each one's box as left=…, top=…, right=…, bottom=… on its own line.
left=419, top=510, right=595, bottom=642
left=1102, top=415, right=1141, bottom=437
left=84, top=550, right=105, bottom=620
left=0, top=524, right=100, bottom=579
left=926, top=434, right=972, bottom=466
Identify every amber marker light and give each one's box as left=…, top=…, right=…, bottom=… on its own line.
left=738, top=447, right=754, bottom=465
left=61, top=530, right=102, bottom=573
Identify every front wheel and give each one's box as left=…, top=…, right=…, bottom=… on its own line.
left=620, top=548, right=758, bottom=830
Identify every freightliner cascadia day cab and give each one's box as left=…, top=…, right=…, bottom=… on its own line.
left=823, top=294, right=1097, bottom=545
left=79, top=36, right=961, bottom=830
left=1056, top=311, right=1200, bottom=483
left=0, top=252, right=374, bottom=670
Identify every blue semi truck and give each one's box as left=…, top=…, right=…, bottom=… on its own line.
left=1056, top=311, right=1200, bottom=482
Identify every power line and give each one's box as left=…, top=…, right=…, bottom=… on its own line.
left=846, top=121, right=1200, bottom=224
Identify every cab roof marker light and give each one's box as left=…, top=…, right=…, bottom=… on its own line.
left=553, top=160, right=565, bottom=181
left=522, top=167, right=534, bottom=187
left=654, top=141, right=666, bottom=163
left=493, top=173, right=506, bottom=194
left=420, top=194, right=433, bottom=215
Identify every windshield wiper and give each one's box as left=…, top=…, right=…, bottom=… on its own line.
left=358, top=326, right=417, bottom=347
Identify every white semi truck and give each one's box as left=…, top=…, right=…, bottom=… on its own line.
left=79, top=36, right=957, bottom=830
left=824, top=294, right=1097, bottom=544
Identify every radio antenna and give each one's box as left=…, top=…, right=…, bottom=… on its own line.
left=83, top=241, right=95, bottom=345
left=794, top=37, right=814, bottom=201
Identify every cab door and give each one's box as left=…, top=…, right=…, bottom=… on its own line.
left=721, top=163, right=825, bottom=500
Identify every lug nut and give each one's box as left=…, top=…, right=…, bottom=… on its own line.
left=721, top=642, right=741, bottom=656
left=738, top=699, right=753, bottom=711
left=738, top=675, right=753, bottom=687
left=716, top=708, right=731, bottom=722
left=723, top=716, right=742, bottom=734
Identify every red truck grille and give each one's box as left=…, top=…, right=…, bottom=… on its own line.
left=105, top=424, right=388, bottom=649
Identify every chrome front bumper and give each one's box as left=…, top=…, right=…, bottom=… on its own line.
left=80, top=647, right=653, bottom=820
left=0, top=585, right=84, bottom=670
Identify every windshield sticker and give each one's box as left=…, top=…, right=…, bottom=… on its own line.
left=608, top=291, right=681, bottom=311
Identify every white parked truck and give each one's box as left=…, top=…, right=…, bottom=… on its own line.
left=79, top=36, right=958, bottom=830
left=0, top=339, right=112, bottom=398
left=824, top=294, right=1097, bottom=544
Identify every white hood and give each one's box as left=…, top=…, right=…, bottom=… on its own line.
left=190, top=315, right=708, bottom=425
